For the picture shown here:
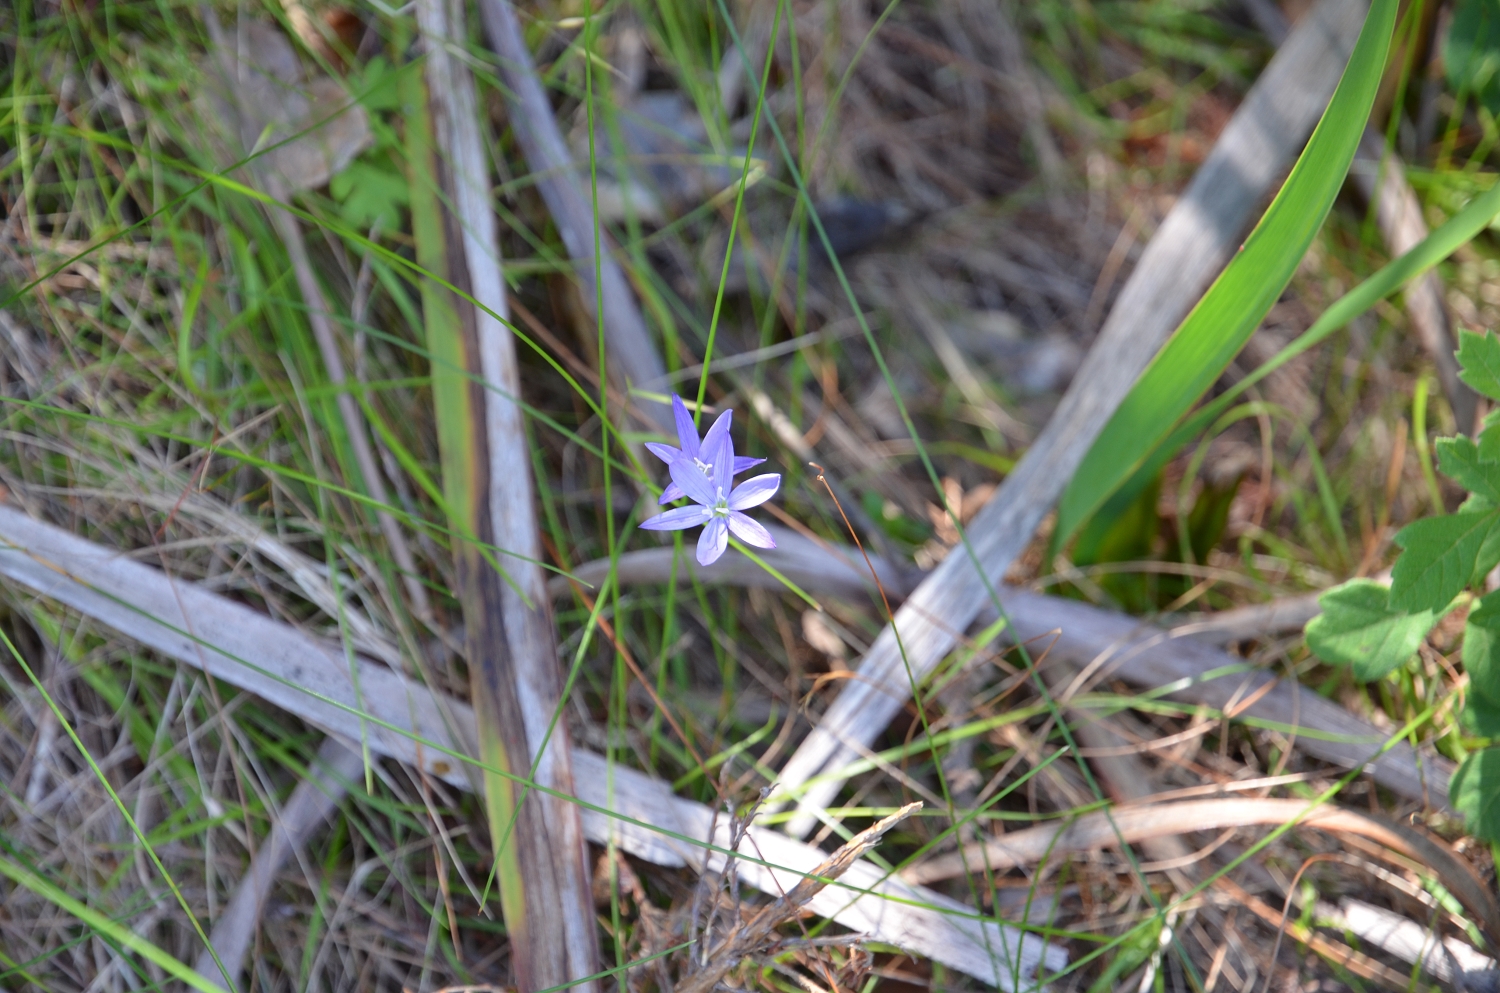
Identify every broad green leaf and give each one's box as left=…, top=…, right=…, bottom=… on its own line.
left=1466, top=590, right=1500, bottom=706
left=1464, top=694, right=1500, bottom=737
left=1451, top=747, right=1500, bottom=842
left=1457, top=329, right=1500, bottom=402
left=1391, top=511, right=1500, bottom=613
left=1447, top=0, right=1500, bottom=115
left=1438, top=436, right=1500, bottom=501
left=1053, top=0, right=1397, bottom=547
left=1304, top=579, right=1436, bottom=681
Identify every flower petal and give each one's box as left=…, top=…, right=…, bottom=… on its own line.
left=728, top=512, right=775, bottom=549
left=697, top=516, right=729, bottom=565
left=672, top=394, right=700, bottom=457
left=669, top=454, right=717, bottom=506
left=732, top=455, right=766, bottom=477
left=639, top=506, right=710, bottom=531
left=707, top=422, right=735, bottom=502
left=728, top=473, right=781, bottom=510
left=646, top=442, right=681, bottom=466
left=657, top=482, right=686, bottom=505
left=699, top=409, right=733, bottom=469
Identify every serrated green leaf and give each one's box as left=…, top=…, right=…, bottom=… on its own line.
left=1438, top=436, right=1500, bottom=502
left=1305, top=579, right=1436, bottom=681
left=1458, top=329, right=1500, bottom=402
left=1465, top=590, right=1500, bottom=707
left=354, top=57, right=405, bottom=113
left=1391, top=510, right=1500, bottom=612
left=1451, top=748, right=1500, bottom=841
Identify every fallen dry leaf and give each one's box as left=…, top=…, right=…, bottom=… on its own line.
left=196, top=19, right=370, bottom=192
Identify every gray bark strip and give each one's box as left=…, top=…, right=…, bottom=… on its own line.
left=768, top=0, right=1369, bottom=837
left=0, top=504, right=1066, bottom=989
left=415, top=0, right=600, bottom=985
left=475, top=0, right=672, bottom=436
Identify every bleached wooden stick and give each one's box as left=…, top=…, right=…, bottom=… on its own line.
left=0, top=504, right=1065, bottom=990
left=768, top=0, right=1370, bottom=837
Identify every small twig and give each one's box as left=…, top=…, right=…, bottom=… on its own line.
left=809, top=463, right=893, bottom=622
left=1215, top=876, right=1416, bottom=991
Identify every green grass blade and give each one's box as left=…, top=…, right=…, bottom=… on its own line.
left=0, top=853, right=228, bottom=993
left=1060, top=163, right=1500, bottom=553
left=1055, top=0, right=1399, bottom=549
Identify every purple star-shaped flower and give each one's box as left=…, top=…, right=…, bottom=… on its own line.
left=640, top=404, right=780, bottom=566
left=646, top=394, right=765, bottom=504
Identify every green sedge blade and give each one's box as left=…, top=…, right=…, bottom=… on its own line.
left=1055, top=0, right=1397, bottom=547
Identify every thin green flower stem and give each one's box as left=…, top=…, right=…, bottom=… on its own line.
left=692, top=0, right=784, bottom=427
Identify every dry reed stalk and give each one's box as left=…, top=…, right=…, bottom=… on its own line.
left=1214, top=876, right=1431, bottom=991
left=409, top=0, right=598, bottom=985
left=902, top=797, right=1500, bottom=944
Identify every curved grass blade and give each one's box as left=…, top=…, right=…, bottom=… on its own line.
left=0, top=854, right=229, bottom=993
left=1055, top=0, right=1399, bottom=548
left=1058, top=169, right=1500, bottom=551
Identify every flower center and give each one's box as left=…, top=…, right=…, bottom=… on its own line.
left=692, top=456, right=713, bottom=475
